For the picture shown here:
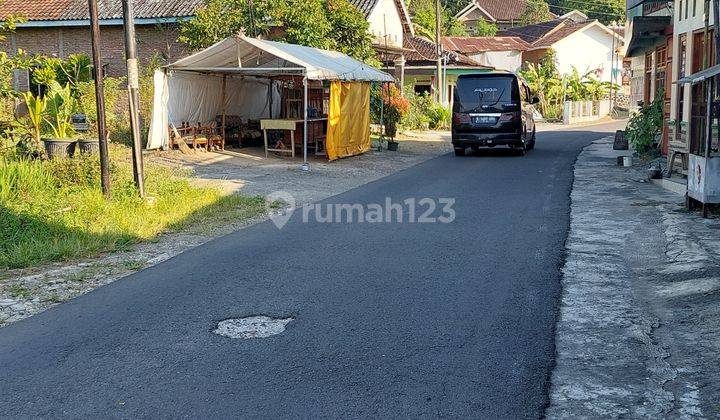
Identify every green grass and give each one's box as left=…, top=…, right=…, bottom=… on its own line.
left=8, top=285, right=31, bottom=298
left=122, top=259, right=146, bottom=271
left=0, top=144, right=268, bottom=269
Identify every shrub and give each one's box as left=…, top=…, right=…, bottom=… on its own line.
left=0, top=144, right=267, bottom=269
left=626, top=94, right=664, bottom=156
left=401, top=90, right=432, bottom=130
left=426, top=102, right=451, bottom=129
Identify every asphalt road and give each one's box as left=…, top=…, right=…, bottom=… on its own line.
left=0, top=121, right=623, bottom=418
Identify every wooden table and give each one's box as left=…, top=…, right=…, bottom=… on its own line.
left=261, top=118, right=328, bottom=158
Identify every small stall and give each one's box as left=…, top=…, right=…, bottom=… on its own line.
left=675, top=63, right=720, bottom=217
left=147, top=35, right=394, bottom=166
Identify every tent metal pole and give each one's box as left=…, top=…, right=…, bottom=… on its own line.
left=302, top=75, right=309, bottom=171
left=221, top=74, right=227, bottom=149
left=268, top=79, right=273, bottom=118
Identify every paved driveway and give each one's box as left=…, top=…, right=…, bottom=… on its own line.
left=0, top=122, right=623, bottom=418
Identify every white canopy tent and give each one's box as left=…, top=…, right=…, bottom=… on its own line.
left=148, top=35, right=394, bottom=167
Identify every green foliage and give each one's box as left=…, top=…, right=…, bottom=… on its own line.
left=401, top=90, right=433, bottom=130
left=626, top=94, right=663, bottom=155
left=547, top=0, right=625, bottom=24
left=427, top=102, right=451, bottom=129
left=379, top=84, right=410, bottom=139
left=0, top=145, right=268, bottom=269
left=178, top=0, right=261, bottom=50
left=473, top=18, right=498, bottom=36
left=179, top=0, right=376, bottom=62
left=325, top=0, right=376, bottom=62
left=411, top=0, right=469, bottom=39
left=30, top=54, right=93, bottom=96
left=440, top=0, right=471, bottom=15
left=521, top=0, right=552, bottom=25
left=0, top=16, right=28, bottom=101
left=520, top=50, right=618, bottom=121
left=31, top=65, right=58, bottom=90
left=55, top=54, right=93, bottom=91
left=0, top=50, right=33, bottom=100
left=44, top=82, right=77, bottom=139
left=16, top=91, right=46, bottom=147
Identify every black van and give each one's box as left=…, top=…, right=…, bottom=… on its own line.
left=451, top=72, right=538, bottom=156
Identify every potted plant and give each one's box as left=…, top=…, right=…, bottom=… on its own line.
left=43, top=82, right=79, bottom=158
left=382, top=84, right=409, bottom=151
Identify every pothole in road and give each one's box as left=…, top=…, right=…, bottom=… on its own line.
left=213, top=315, right=294, bottom=339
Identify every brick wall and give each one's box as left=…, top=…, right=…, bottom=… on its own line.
left=0, top=23, right=190, bottom=91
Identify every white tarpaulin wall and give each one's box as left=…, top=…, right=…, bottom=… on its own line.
left=148, top=35, right=394, bottom=150
left=147, top=71, right=280, bottom=149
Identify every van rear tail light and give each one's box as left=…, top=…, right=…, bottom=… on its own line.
left=499, top=112, right=519, bottom=122
left=453, top=113, right=471, bottom=124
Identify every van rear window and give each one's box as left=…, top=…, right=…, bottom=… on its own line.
left=455, top=76, right=518, bottom=112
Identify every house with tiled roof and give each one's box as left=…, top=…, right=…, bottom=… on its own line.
left=498, top=15, right=624, bottom=83
left=392, top=35, right=490, bottom=99
left=441, top=36, right=529, bottom=72
left=0, top=0, right=415, bottom=91
left=0, top=0, right=201, bottom=91
left=454, top=0, right=557, bottom=32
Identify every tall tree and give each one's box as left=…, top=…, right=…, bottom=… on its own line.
left=520, top=0, right=552, bottom=25
left=179, top=0, right=375, bottom=62
left=410, top=0, right=474, bottom=39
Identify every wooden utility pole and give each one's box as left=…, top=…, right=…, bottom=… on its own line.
left=122, top=0, right=145, bottom=198
left=88, top=0, right=111, bottom=198
left=435, top=0, right=442, bottom=103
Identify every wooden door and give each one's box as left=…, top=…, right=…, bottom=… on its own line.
left=662, top=36, right=673, bottom=155
left=691, top=31, right=707, bottom=153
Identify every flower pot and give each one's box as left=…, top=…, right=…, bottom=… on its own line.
left=387, top=141, right=399, bottom=151
left=77, top=139, right=100, bottom=154
left=648, top=166, right=662, bottom=179
left=42, top=139, right=76, bottom=159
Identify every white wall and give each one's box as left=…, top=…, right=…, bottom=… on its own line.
left=467, top=50, right=523, bottom=72
left=552, top=25, right=618, bottom=82
left=367, top=0, right=404, bottom=48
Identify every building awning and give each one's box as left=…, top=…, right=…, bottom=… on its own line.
left=675, top=64, right=720, bottom=85
left=628, top=0, right=673, bottom=10
left=625, top=15, right=671, bottom=58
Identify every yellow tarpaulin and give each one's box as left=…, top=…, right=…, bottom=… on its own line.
left=326, top=81, right=371, bottom=161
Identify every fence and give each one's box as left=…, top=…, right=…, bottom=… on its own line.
left=563, top=99, right=611, bottom=125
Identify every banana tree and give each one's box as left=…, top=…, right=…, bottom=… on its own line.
left=20, top=91, right=46, bottom=144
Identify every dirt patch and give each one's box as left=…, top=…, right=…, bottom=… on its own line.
left=0, top=132, right=451, bottom=327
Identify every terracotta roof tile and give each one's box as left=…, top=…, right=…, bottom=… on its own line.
left=441, top=36, right=529, bottom=53
left=473, top=0, right=528, bottom=22
left=0, top=0, right=204, bottom=21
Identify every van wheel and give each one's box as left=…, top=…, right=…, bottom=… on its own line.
left=528, top=128, right=536, bottom=150
left=454, top=147, right=466, bottom=156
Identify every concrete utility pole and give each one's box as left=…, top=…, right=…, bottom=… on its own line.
left=122, top=0, right=145, bottom=198
left=435, top=0, right=442, bottom=103
left=88, top=0, right=111, bottom=198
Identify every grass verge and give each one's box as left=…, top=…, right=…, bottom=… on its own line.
left=0, top=143, right=267, bottom=269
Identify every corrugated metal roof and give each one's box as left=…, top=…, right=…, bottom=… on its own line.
left=497, top=18, right=596, bottom=48
left=0, top=0, right=204, bottom=21
left=403, top=35, right=489, bottom=67
left=441, top=36, right=529, bottom=53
